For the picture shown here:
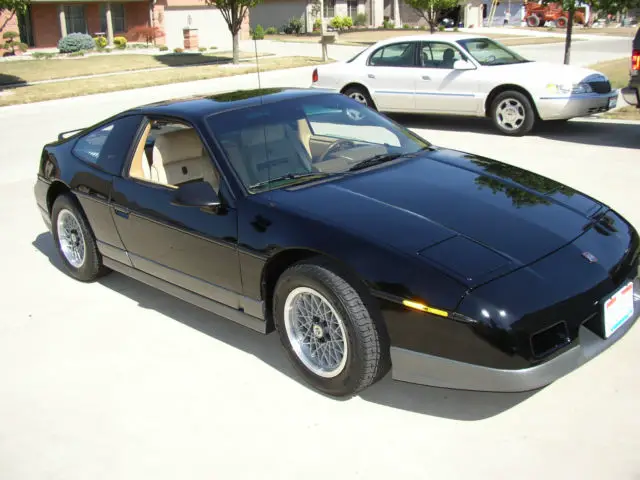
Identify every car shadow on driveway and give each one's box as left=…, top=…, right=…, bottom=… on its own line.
left=33, top=231, right=538, bottom=421
left=389, top=113, right=640, bottom=150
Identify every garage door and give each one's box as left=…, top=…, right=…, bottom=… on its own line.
left=250, top=0, right=308, bottom=32
left=163, top=6, right=232, bottom=51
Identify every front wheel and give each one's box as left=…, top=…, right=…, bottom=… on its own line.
left=490, top=90, right=536, bottom=136
left=273, top=260, right=390, bottom=397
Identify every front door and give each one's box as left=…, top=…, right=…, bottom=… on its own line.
left=414, top=41, right=479, bottom=114
left=365, top=40, right=420, bottom=112
left=109, top=116, right=244, bottom=308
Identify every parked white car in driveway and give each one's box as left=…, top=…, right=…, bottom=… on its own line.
left=310, top=34, right=619, bottom=136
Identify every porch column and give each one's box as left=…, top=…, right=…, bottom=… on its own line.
left=105, top=1, right=114, bottom=46
left=57, top=4, right=68, bottom=38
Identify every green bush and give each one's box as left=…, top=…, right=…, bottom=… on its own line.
left=114, top=36, right=127, bottom=49
left=199, top=46, right=207, bottom=51
left=438, top=24, right=445, bottom=31
left=210, top=46, right=217, bottom=50
left=265, top=26, right=278, bottom=34
left=2, top=31, right=19, bottom=41
left=282, top=17, right=303, bottom=34
left=382, top=18, right=394, bottom=29
left=453, top=26, right=459, bottom=32
left=174, top=47, right=183, bottom=53
left=343, top=16, right=353, bottom=29
left=69, top=50, right=85, bottom=57
left=354, top=13, right=367, bottom=26
left=330, top=16, right=344, bottom=30
left=32, top=51, right=56, bottom=59
left=159, top=45, right=169, bottom=51
left=403, top=23, right=411, bottom=29
left=313, top=18, right=322, bottom=31
left=58, top=32, right=95, bottom=53
left=252, top=24, right=265, bottom=40
left=94, top=36, right=107, bottom=48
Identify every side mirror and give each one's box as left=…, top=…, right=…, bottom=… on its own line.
left=453, top=60, right=475, bottom=71
left=171, top=180, right=221, bottom=210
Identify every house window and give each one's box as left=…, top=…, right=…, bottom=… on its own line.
left=347, top=0, right=358, bottom=19
left=64, top=5, right=87, bottom=34
left=324, top=0, right=335, bottom=17
left=101, top=3, right=126, bottom=33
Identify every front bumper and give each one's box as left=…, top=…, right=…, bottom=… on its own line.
left=390, top=289, right=639, bottom=392
left=536, top=90, right=619, bottom=120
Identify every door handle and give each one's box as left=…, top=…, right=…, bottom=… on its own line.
left=422, top=75, right=431, bottom=80
left=113, top=206, right=129, bottom=219
left=368, top=73, right=375, bottom=79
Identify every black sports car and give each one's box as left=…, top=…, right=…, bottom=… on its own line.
left=34, top=88, right=639, bottom=397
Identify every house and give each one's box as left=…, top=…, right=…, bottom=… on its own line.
left=249, top=0, right=484, bottom=33
left=0, top=0, right=250, bottom=50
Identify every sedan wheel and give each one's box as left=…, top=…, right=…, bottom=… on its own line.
left=273, top=259, right=390, bottom=397
left=51, top=193, right=110, bottom=282
left=490, top=90, right=536, bottom=136
left=342, top=86, right=375, bottom=110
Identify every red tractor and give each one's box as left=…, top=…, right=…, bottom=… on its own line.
left=524, top=2, right=586, bottom=28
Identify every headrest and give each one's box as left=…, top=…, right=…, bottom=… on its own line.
left=153, top=128, right=204, bottom=164
left=241, top=124, right=287, bottom=147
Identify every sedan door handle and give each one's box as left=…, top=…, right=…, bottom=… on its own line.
left=422, top=75, right=431, bottom=80
left=368, top=73, right=375, bottom=79
left=113, top=206, right=129, bottom=219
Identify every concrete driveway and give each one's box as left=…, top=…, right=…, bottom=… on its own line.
left=1, top=73, right=640, bottom=479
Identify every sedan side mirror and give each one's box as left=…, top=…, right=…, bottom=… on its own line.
left=171, top=180, right=221, bottom=210
left=453, top=60, right=476, bottom=71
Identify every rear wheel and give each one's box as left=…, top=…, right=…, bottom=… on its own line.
left=526, top=15, right=540, bottom=27
left=490, top=90, right=536, bottom=136
left=342, top=85, right=376, bottom=110
left=51, top=193, right=110, bottom=282
left=273, top=259, right=390, bottom=397
left=556, top=16, right=568, bottom=28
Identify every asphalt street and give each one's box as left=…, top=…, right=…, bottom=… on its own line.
left=1, top=35, right=639, bottom=480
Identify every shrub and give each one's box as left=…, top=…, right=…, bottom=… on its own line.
left=403, top=23, right=411, bottom=29
left=2, top=31, right=19, bottom=41
left=252, top=24, right=265, bottom=40
left=127, top=25, right=164, bottom=46
left=32, top=51, right=56, bottom=59
left=330, top=16, right=344, bottom=30
left=265, top=26, right=278, bottom=34
left=114, top=36, right=127, bottom=49
left=174, top=47, right=183, bottom=53
left=69, top=50, right=85, bottom=57
left=343, top=16, right=353, bottom=29
left=354, top=13, right=367, bottom=26
left=94, top=36, right=107, bottom=48
left=210, top=46, right=217, bottom=50
left=313, top=18, right=322, bottom=32
left=159, top=45, right=169, bottom=51
left=382, top=18, right=394, bottom=29
left=438, top=24, right=445, bottom=31
left=199, top=46, right=207, bottom=52
left=453, top=26, right=459, bottom=32
left=282, top=17, right=303, bottom=34
left=58, top=33, right=95, bottom=53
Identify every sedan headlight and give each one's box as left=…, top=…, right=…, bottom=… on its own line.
left=545, top=82, right=593, bottom=94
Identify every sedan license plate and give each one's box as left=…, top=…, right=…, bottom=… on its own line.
left=608, top=96, right=617, bottom=109
left=603, top=281, right=634, bottom=338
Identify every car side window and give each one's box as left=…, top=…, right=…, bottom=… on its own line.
left=368, top=42, right=417, bottom=67
left=420, top=42, right=463, bottom=69
left=72, top=115, right=143, bottom=176
left=127, top=118, right=221, bottom=193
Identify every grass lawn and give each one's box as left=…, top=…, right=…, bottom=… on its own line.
left=0, top=51, right=270, bottom=86
left=265, top=31, right=575, bottom=47
left=0, top=56, right=325, bottom=106
left=601, top=105, right=640, bottom=120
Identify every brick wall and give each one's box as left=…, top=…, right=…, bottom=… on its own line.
left=32, top=4, right=60, bottom=48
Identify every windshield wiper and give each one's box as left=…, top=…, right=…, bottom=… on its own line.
left=248, top=172, right=333, bottom=190
left=348, top=153, right=402, bottom=172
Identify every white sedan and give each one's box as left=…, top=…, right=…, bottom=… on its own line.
left=310, top=34, right=619, bottom=136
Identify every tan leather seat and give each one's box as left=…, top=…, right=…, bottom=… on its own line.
left=152, top=128, right=220, bottom=191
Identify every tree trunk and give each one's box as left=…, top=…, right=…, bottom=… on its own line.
left=233, top=30, right=240, bottom=64
left=563, top=4, right=574, bottom=65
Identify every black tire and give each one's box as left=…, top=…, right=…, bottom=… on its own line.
left=490, top=90, right=536, bottom=136
left=526, top=15, right=540, bottom=27
left=51, top=193, right=110, bottom=282
left=342, top=85, right=376, bottom=110
left=556, top=16, right=568, bottom=28
left=273, top=259, right=390, bottom=397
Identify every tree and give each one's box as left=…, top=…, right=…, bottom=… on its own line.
left=0, top=0, right=29, bottom=13
left=204, top=0, right=262, bottom=64
left=405, top=0, right=459, bottom=33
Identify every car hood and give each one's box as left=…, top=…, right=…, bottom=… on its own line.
left=268, top=148, right=605, bottom=287
left=487, top=61, right=608, bottom=85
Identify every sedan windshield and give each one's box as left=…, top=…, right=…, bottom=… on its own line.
left=205, top=93, right=431, bottom=193
left=456, top=38, right=529, bottom=66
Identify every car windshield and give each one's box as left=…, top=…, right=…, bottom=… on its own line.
left=205, top=93, right=431, bottom=193
left=456, top=38, right=529, bottom=66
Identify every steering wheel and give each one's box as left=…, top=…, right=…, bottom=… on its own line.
left=317, top=139, right=356, bottom=164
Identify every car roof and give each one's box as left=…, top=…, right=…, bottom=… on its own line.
left=124, top=87, right=334, bottom=120
left=368, top=33, right=490, bottom=46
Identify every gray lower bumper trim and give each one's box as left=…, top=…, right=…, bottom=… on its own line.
left=390, top=309, right=638, bottom=392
